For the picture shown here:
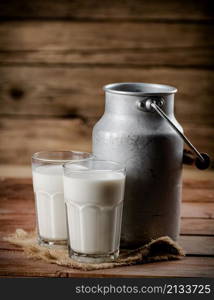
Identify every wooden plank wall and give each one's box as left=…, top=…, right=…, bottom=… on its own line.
left=0, top=0, right=214, bottom=165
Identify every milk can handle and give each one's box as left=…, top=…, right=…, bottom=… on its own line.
left=139, top=98, right=210, bottom=170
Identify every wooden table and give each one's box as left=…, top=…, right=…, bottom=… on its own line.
left=0, top=169, right=214, bottom=277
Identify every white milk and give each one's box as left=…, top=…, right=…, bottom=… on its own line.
left=32, top=165, right=67, bottom=241
left=63, top=171, right=125, bottom=254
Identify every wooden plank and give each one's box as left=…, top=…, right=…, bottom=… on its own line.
left=1, top=234, right=213, bottom=256
left=0, top=67, right=213, bottom=123
left=179, top=236, right=214, bottom=256
left=0, top=22, right=213, bottom=67
left=0, top=118, right=214, bottom=164
left=181, top=202, right=214, bottom=218
left=0, top=250, right=66, bottom=278
left=1, top=48, right=213, bottom=68
left=1, top=212, right=212, bottom=271
left=0, top=0, right=213, bottom=21
left=181, top=218, right=214, bottom=235
left=0, top=165, right=32, bottom=178
left=182, top=169, right=214, bottom=203
left=0, top=202, right=34, bottom=215
left=0, top=118, right=91, bottom=164
left=0, top=251, right=213, bottom=277
left=0, top=165, right=212, bottom=181
left=0, top=174, right=213, bottom=205
left=183, top=187, right=214, bottom=202
left=183, top=167, right=214, bottom=181
left=1, top=213, right=213, bottom=236
left=52, top=257, right=214, bottom=277
left=0, top=177, right=213, bottom=218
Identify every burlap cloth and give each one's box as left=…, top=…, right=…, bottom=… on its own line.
left=4, top=229, right=185, bottom=271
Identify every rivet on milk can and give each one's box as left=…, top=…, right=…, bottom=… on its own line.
left=92, top=82, right=210, bottom=248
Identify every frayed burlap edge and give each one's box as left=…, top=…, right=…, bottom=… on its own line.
left=4, top=229, right=185, bottom=271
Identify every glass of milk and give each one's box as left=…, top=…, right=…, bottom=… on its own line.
left=63, top=159, right=126, bottom=263
left=32, top=151, right=92, bottom=246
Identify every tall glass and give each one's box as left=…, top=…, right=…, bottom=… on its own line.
left=32, top=151, right=92, bottom=246
left=63, top=159, right=126, bottom=263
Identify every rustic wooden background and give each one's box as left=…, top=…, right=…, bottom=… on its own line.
left=0, top=0, right=213, bottom=167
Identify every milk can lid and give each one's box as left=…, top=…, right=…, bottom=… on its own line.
left=104, top=82, right=177, bottom=96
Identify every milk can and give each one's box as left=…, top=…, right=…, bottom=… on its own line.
left=92, top=83, right=210, bottom=248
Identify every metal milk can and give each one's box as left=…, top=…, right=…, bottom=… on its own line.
left=92, top=83, right=210, bottom=248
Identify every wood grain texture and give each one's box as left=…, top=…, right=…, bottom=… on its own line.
left=0, top=165, right=32, bottom=178
left=0, top=22, right=213, bottom=67
left=1, top=175, right=213, bottom=204
left=0, top=118, right=214, bottom=164
left=0, top=0, right=213, bottom=21
left=0, top=177, right=213, bottom=237
left=0, top=251, right=213, bottom=278
left=181, top=218, right=214, bottom=235
left=1, top=164, right=213, bottom=179
left=0, top=250, right=66, bottom=278
left=178, top=236, right=214, bottom=256
left=0, top=67, right=213, bottom=122
left=2, top=22, right=212, bottom=51
left=1, top=234, right=213, bottom=256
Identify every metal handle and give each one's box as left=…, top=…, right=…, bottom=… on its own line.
left=138, top=98, right=210, bottom=170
